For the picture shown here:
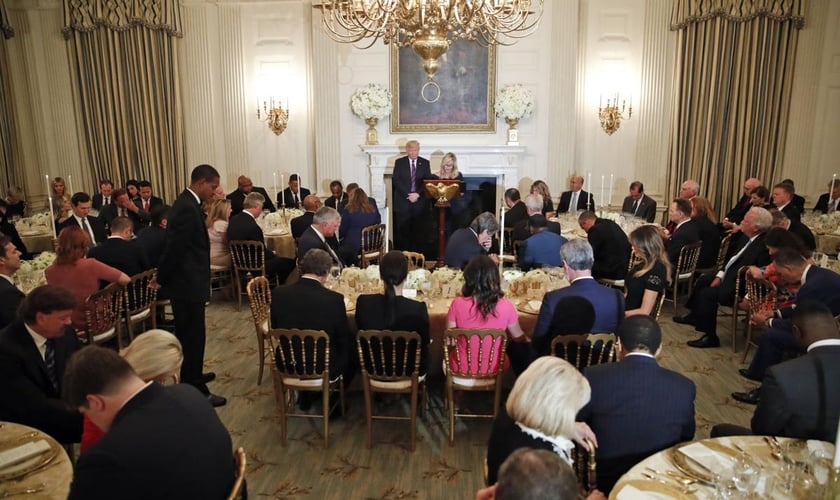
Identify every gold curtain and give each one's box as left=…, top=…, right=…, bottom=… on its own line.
left=667, top=0, right=805, bottom=215
left=62, top=0, right=186, bottom=202
left=0, top=0, right=22, bottom=196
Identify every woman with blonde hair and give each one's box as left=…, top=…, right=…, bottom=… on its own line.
left=56, top=195, right=73, bottom=225
left=625, top=225, right=671, bottom=316
left=690, top=196, right=721, bottom=270
left=205, top=198, right=232, bottom=268
left=530, top=180, right=554, bottom=217
left=51, top=177, right=67, bottom=215
left=486, top=356, right=593, bottom=484
left=434, top=152, right=467, bottom=236
left=436, top=152, right=462, bottom=180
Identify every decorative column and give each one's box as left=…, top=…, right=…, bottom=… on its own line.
left=219, top=4, right=250, bottom=186
left=310, top=13, right=342, bottom=192
left=546, top=0, right=580, bottom=190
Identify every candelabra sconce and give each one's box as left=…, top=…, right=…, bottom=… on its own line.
left=598, top=96, right=632, bottom=136
left=257, top=99, right=289, bottom=136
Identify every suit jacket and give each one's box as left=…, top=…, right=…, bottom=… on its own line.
left=789, top=219, right=816, bottom=251
left=227, top=186, right=276, bottom=215
left=157, top=190, right=211, bottom=303
left=504, top=201, right=529, bottom=229
left=99, top=204, right=150, bottom=233
left=724, top=195, right=752, bottom=224
left=325, top=193, right=348, bottom=212
left=719, top=232, right=770, bottom=300
left=792, top=193, right=806, bottom=214
left=271, top=278, right=353, bottom=377
left=0, top=321, right=82, bottom=443
left=587, top=218, right=632, bottom=280
left=511, top=218, right=561, bottom=242
left=68, top=383, right=234, bottom=500
left=392, top=155, right=432, bottom=217
left=338, top=208, right=381, bottom=255
left=620, top=194, right=657, bottom=223
left=355, top=294, right=431, bottom=375
left=779, top=203, right=801, bottom=223
left=0, top=278, right=23, bottom=330
left=291, top=212, right=315, bottom=240
left=534, top=278, right=625, bottom=340
left=0, top=219, right=30, bottom=258
left=56, top=215, right=108, bottom=245
left=133, top=196, right=164, bottom=214
left=91, top=193, right=111, bottom=211
left=813, top=193, right=837, bottom=214
left=227, top=211, right=265, bottom=243
left=279, top=187, right=311, bottom=209
left=752, top=344, right=840, bottom=442
left=486, top=407, right=559, bottom=485
left=297, top=226, right=342, bottom=265
left=444, top=228, right=484, bottom=270
left=87, top=237, right=150, bottom=280
left=692, top=215, right=721, bottom=269
left=558, top=190, right=593, bottom=213
left=665, top=219, right=700, bottom=267
left=520, top=231, right=566, bottom=271
left=135, top=225, right=167, bottom=268
left=773, top=265, right=840, bottom=330
left=579, top=355, right=696, bottom=493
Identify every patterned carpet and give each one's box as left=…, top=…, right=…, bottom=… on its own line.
left=202, top=293, right=756, bottom=499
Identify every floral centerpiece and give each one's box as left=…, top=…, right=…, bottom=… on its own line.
left=495, top=84, right=534, bottom=145
left=15, top=212, right=52, bottom=234
left=350, top=83, right=392, bottom=145
left=18, top=251, right=56, bottom=274
left=405, top=269, right=431, bottom=290
left=803, top=212, right=840, bottom=235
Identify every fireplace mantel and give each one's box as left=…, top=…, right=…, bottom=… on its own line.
left=360, top=144, right=526, bottom=208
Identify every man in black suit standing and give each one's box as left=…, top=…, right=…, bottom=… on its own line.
left=88, top=216, right=150, bottom=282
left=297, top=206, right=344, bottom=267
left=227, top=175, right=276, bottom=216
left=663, top=198, right=700, bottom=267
left=557, top=175, right=593, bottom=213
left=503, top=188, right=528, bottom=229
left=0, top=235, right=23, bottom=329
left=771, top=182, right=801, bottom=223
left=0, top=286, right=82, bottom=443
left=676, top=207, right=773, bottom=348
left=91, top=179, right=113, bottom=211
left=813, top=179, right=840, bottom=214
left=64, top=346, right=235, bottom=499
left=325, top=180, right=347, bottom=212
left=279, top=173, right=311, bottom=209
left=620, top=181, right=657, bottom=223
left=391, top=140, right=432, bottom=251
left=291, top=194, right=322, bottom=239
left=227, top=192, right=295, bottom=284
left=99, top=188, right=149, bottom=233
left=577, top=211, right=631, bottom=280
left=134, top=180, right=165, bottom=215
left=56, top=192, right=108, bottom=245
left=157, top=164, right=225, bottom=407
left=579, top=315, right=695, bottom=493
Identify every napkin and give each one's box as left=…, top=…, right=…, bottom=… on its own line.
left=264, top=228, right=287, bottom=236
left=0, top=439, right=50, bottom=469
left=528, top=300, right=542, bottom=311
left=678, top=442, right=735, bottom=474
left=807, top=439, right=834, bottom=455
left=615, top=484, right=672, bottom=500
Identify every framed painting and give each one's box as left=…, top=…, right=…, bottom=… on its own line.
left=390, top=40, right=497, bottom=133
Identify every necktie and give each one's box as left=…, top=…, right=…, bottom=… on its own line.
left=119, top=208, right=126, bottom=217
left=44, top=339, right=58, bottom=391
left=631, top=199, right=639, bottom=215
left=104, top=196, right=109, bottom=205
left=571, top=192, right=578, bottom=212
left=81, top=217, right=94, bottom=243
left=324, top=240, right=343, bottom=269
left=144, top=200, right=149, bottom=211
left=293, top=193, right=298, bottom=207
left=724, top=238, right=751, bottom=274
left=410, top=160, right=417, bottom=192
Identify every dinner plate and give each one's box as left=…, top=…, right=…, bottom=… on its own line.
left=264, top=229, right=288, bottom=236
left=0, top=436, right=60, bottom=481
left=516, top=300, right=541, bottom=315
left=18, top=230, right=47, bottom=237
left=609, top=479, right=687, bottom=500
left=669, top=441, right=739, bottom=485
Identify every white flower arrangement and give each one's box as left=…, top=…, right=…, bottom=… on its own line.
left=350, top=84, right=392, bottom=120
left=15, top=212, right=52, bottom=232
left=803, top=212, right=840, bottom=235
left=494, top=84, right=535, bottom=120
left=405, top=269, right=431, bottom=289
left=364, top=265, right=380, bottom=282
left=19, top=251, right=56, bottom=274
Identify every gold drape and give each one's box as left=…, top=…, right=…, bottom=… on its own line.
left=667, top=0, right=804, bottom=214
left=0, top=0, right=22, bottom=196
left=63, top=0, right=186, bottom=202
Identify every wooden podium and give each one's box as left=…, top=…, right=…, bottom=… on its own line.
left=424, top=179, right=463, bottom=267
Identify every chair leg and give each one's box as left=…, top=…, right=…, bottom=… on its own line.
left=447, top=379, right=455, bottom=446
left=257, top=332, right=265, bottom=385
left=742, top=324, right=754, bottom=364
left=672, top=281, right=678, bottom=316
left=278, top=384, right=288, bottom=447
left=234, top=271, right=242, bottom=312
left=322, top=388, right=330, bottom=449
left=731, top=308, right=740, bottom=353
left=363, top=378, right=373, bottom=449
left=409, top=382, right=418, bottom=452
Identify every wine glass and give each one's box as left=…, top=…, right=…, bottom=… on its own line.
left=732, top=453, right=760, bottom=495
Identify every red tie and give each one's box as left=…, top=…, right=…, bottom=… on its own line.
left=144, top=200, right=149, bottom=211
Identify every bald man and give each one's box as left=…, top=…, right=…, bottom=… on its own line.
left=678, top=179, right=699, bottom=200
left=558, top=175, right=592, bottom=213
left=723, top=177, right=761, bottom=226
left=226, top=175, right=276, bottom=215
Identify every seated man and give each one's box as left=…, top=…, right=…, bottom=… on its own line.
left=0, top=286, right=82, bottom=443
left=444, top=212, right=499, bottom=270
left=722, top=177, right=761, bottom=227
left=511, top=193, right=562, bottom=242
left=770, top=208, right=816, bottom=252
left=712, top=301, right=840, bottom=441
left=325, top=180, right=347, bottom=211
left=227, top=175, right=275, bottom=215
left=279, top=173, right=310, bottom=209
left=534, top=239, right=625, bottom=353
left=476, top=448, right=583, bottom=500
left=578, top=315, right=695, bottom=493
left=771, top=182, right=801, bottom=223
left=99, top=188, right=149, bottom=233
left=503, top=188, right=528, bottom=229
left=91, top=179, right=113, bottom=210
left=135, top=205, right=168, bottom=268
left=271, top=249, right=355, bottom=409
left=578, top=211, right=631, bottom=280
left=88, top=216, right=150, bottom=282
left=620, top=181, right=657, bottom=223
left=663, top=198, right=699, bottom=267
left=4, top=185, right=26, bottom=218
left=520, top=214, right=566, bottom=271
left=781, top=178, right=806, bottom=215
left=557, top=174, right=592, bottom=213
left=0, top=235, right=23, bottom=329
left=813, top=178, right=840, bottom=214
left=134, top=180, right=165, bottom=216
left=290, top=194, right=323, bottom=239
left=0, top=199, right=30, bottom=258
left=227, top=192, right=295, bottom=284
left=56, top=192, right=108, bottom=245
left=298, top=206, right=344, bottom=267
left=63, top=346, right=235, bottom=499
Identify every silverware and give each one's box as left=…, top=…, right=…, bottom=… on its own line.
left=0, top=482, right=46, bottom=498
left=12, top=459, right=59, bottom=483
left=644, top=467, right=697, bottom=486
left=640, top=472, right=697, bottom=493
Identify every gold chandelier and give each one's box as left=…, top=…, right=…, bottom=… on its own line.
left=598, top=95, right=632, bottom=136
left=257, top=99, right=289, bottom=136
left=313, top=1, right=544, bottom=81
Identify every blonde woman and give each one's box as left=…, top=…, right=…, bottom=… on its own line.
left=433, top=152, right=467, bottom=235
left=51, top=176, right=67, bottom=215
left=625, top=225, right=671, bottom=316
left=485, top=356, right=595, bottom=485
left=435, top=152, right=463, bottom=181
left=205, top=198, right=231, bottom=268
left=530, top=180, right=554, bottom=217
left=56, top=195, right=73, bottom=225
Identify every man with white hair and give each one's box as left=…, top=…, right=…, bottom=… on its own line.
left=678, top=179, right=699, bottom=200
left=298, top=206, right=344, bottom=267
left=511, top=193, right=562, bottom=242
left=227, top=191, right=295, bottom=283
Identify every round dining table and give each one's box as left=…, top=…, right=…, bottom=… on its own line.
left=0, top=421, right=73, bottom=498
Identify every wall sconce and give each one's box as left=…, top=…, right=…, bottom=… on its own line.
left=598, top=95, right=632, bottom=136
left=256, top=97, right=289, bottom=136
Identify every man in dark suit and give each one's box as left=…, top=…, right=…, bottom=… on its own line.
left=0, top=200, right=30, bottom=258
left=664, top=198, right=700, bottom=267
left=0, top=235, right=23, bottom=329
left=135, top=205, right=168, bottom=268
left=511, top=194, right=562, bottom=242
left=0, top=286, right=82, bottom=443
left=722, top=177, right=761, bottom=226
left=133, top=180, right=164, bottom=215
left=620, top=181, right=657, bottom=223
left=731, top=248, right=840, bottom=404
left=578, top=211, right=631, bottom=280
left=56, top=192, right=108, bottom=245
left=91, top=179, right=113, bottom=211
left=227, top=192, right=295, bottom=284
left=392, top=140, right=432, bottom=252
left=676, top=207, right=773, bottom=348
left=88, top=216, right=150, bottom=284
left=444, top=212, right=499, bottom=270
left=278, top=173, right=311, bottom=209
left=227, top=175, right=276, bottom=215
left=771, top=182, right=801, bottom=223
left=520, top=215, right=566, bottom=271
left=712, top=301, right=840, bottom=441
left=64, top=346, right=235, bottom=499
left=503, top=188, right=528, bottom=229
left=157, top=164, right=225, bottom=407
left=557, top=175, right=593, bottom=213
left=99, top=188, right=149, bottom=233
left=782, top=178, right=806, bottom=214
left=813, top=179, right=840, bottom=213
left=772, top=210, right=816, bottom=251
left=297, top=206, right=344, bottom=267
left=579, top=315, right=696, bottom=494
left=291, top=194, right=322, bottom=239
left=533, top=239, right=625, bottom=346
left=325, top=180, right=347, bottom=212
left=271, top=248, right=355, bottom=409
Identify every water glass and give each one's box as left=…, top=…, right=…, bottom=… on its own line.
left=733, top=454, right=760, bottom=494
left=714, top=471, right=737, bottom=499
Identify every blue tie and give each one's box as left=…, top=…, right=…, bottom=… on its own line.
left=44, top=339, right=58, bottom=391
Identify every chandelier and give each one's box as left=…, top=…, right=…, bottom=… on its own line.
left=598, top=95, right=632, bottom=136
left=313, top=1, right=544, bottom=81
left=257, top=99, right=289, bottom=136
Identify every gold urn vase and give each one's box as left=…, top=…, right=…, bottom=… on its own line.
left=365, top=117, right=379, bottom=145
left=505, top=117, right=520, bottom=146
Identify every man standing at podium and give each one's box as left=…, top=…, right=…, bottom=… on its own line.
left=392, top=140, right=432, bottom=252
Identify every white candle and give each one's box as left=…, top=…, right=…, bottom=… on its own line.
left=834, top=418, right=840, bottom=468
left=499, top=207, right=506, bottom=261
left=45, top=175, right=56, bottom=233
left=67, top=174, right=74, bottom=195
left=384, top=207, right=389, bottom=253
left=600, top=175, right=605, bottom=210
left=609, top=174, right=613, bottom=208
left=273, top=172, right=278, bottom=203
left=280, top=174, right=285, bottom=207
left=587, top=172, right=592, bottom=211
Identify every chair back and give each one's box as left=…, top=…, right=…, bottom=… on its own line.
left=714, top=233, right=734, bottom=273
left=246, top=276, right=271, bottom=335
left=360, top=224, right=386, bottom=267
left=230, top=240, right=266, bottom=274
left=573, top=437, right=597, bottom=493
left=550, top=333, right=617, bottom=371
left=443, top=329, right=507, bottom=379
left=745, top=274, right=777, bottom=316
left=270, top=328, right=331, bottom=381
left=227, top=447, right=246, bottom=500
left=402, top=251, right=425, bottom=271
left=357, top=330, right=421, bottom=381
left=675, top=241, right=702, bottom=279
left=651, top=288, right=667, bottom=320
left=84, top=282, right=125, bottom=346
left=124, top=268, right=158, bottom=319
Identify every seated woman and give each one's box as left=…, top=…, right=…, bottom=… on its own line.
left=749, top=185, right=772, bottom=209
left=625, top=225, right=671, bottom=317
left=338, top=187, right=381, bottom=266
left=56, top=195, right=73, bottom=225
left=446, top=255, right=530, bottom=374
left=50, top=176, right=67, bottom=216
left=206, top=198, right=232, bottom=268
left=530, top=180, right=555, bottom=217
left=690, top=197, right=721, bottom=270
left=743, top=227, right=809, bottom=311
left=45, top=226, right=130, bottom=331
left=126, top=179, right=141, bottom=202
left=355, top=251, right=430, bottom=376
left=80, top=329, right=184, bottom=452
left=486, top=356, right=593, bottom=484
